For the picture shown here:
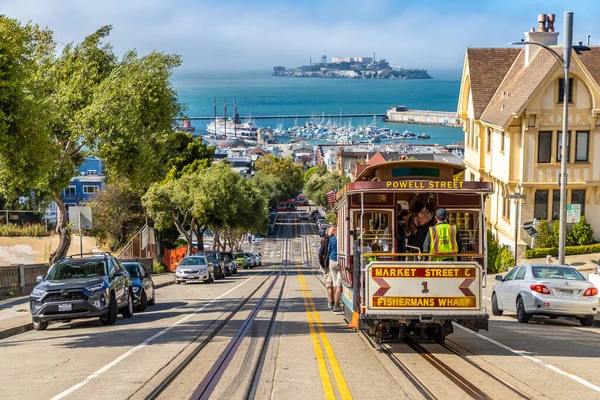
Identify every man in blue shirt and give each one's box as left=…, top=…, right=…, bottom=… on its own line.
left=327, top=226, right=343, bottom=314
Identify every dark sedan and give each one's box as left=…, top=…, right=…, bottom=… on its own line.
left=122, top=262, right=156, bottom=311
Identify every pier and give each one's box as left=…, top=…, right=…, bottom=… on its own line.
left=385, top=107, right=462, bottom=127
left=180, top=113, right=386, bottom=121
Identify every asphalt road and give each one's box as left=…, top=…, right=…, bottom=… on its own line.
left=0, top=212, right=598, bottom=400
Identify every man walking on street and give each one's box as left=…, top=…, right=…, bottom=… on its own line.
left=423, top=208, right=462, bottom=261
left=328, top=226, right=343, bottom=314
left=318, top=227, right=334, bottom=308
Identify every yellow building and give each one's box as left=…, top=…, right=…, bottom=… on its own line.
left=457, top=15, right=600, bottom=258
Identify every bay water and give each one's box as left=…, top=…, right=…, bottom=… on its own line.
left=171, top=70, right=464, bottom=145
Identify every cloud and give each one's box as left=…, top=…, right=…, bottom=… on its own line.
left=2, top=0, right=600, bottom=71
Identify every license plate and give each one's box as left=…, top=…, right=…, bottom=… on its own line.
left=58, top=303, right=72, bottom=312
left=187, top=275, right=196, bottom=279
left=559, top=290, right=573, bottom=297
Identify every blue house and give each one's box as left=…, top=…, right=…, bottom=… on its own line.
left=61, top=156, right=106, bottom=206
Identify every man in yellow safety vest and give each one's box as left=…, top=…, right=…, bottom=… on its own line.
left=422, top=208, right=462, bottom=261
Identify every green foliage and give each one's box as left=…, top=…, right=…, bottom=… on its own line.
left=552, top=219, right=576, bottom=247
left=304, top=165, right=326, bottom=183
left=152, top=260, right=167, bottom=274
left=572, top=216, right=594, bottom=246
left=325, top=211, right=337, bottom=225
left=304, top=171, right=350, bottom=208
left=534, top=220, right=555, bottom=248
left=254, top=154, right=304, bottom=200
left=0, top=223, right=47, bottom=237
left=495, top=245, right=514, bottom=272
left=89, top=180, right=146, bottom=251
left=163, top=131, right=214, bottom=181
left=248, top=170, right=286, bottom=210
left=486, top=230, right=499, bottom=273
left=525, top=243, right=600, bottom=258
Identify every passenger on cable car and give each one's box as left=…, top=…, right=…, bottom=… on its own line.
left=423, top=208, right=462, bottom=261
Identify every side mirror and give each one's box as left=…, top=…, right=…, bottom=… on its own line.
left=113, top=269, right=125, bottom=277
left=495, top=275, right=504, bottom=281
left=36, top=275, right=45, bottom=283
left=144, top=272, right=151, bottom=278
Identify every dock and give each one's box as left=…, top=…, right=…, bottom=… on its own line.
left=180, top=113, right=386, bottom=121
left=384, top=107, right=462, bottom=127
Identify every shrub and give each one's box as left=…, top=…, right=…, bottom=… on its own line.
left=486, top=230, right=499, bottom=273
left=0, top=223, right=48, bottom=237
left=535, top=220, right=555, bottom=248
left=524, top=243, right=600, bottom=258
left=153, top=260, right=167, bottom=274
left=572, top=216, right=594, bottom=246
left=326, top=211, right=337, bottom=225
left=495, top=245, right=514, bottom=272
left=552, top=219, right=576, bottom=246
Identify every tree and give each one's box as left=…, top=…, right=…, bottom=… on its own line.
left=304, top=170, right=350, bottom=207
left=163, top=131, right=214, bottom=181
left=304, top=165, right=326, bottom=183
left=551, top=219, right=575, bottom=247
left=89, top=180, right=146, bottom=251
left=249, top=170, right=286, bottom=209
left=254, top=154, right=304, bottom=200
left=534, top=220, right=555, bottom=248
left=0, top=17, right=55, bottom=203
left=38, top=26, right=182, bottom=263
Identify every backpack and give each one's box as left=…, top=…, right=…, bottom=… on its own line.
left=318, top=235, right=331, bottom=271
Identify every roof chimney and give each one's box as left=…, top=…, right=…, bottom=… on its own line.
left=524, top=13, right=560, bottom=65
left=587, top=34, right=591, bottom=46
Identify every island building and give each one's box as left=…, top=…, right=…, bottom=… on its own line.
left=457, top=13, right=600, bottom=258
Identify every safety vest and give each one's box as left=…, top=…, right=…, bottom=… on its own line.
left=429, top=223, right=458, bottom=261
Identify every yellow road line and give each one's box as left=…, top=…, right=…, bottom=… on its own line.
left=297, top=266, right=352, bottom=399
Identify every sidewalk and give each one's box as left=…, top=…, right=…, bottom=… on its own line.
left=525, top=252, right=599, bottom=271
left=0, top=272, right=175, bottom=340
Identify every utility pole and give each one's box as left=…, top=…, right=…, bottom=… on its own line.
left=508, top=191, right=527, bottom=267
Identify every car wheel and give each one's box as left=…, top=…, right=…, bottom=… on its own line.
left=33, top=319, right=48, bottom=331
left=100, top=293, right=118, bottom=325
left=516, top=297, right=530, bottom=323
left=175, top=280, right=182, bottom=284
left=136, top=290, right=148, bottom=312
left=120, top=290, right=134, bottom=318
left=147, top=288, right=156, bottom=306
left=491, top=293, right=503, bottom=316
left=580, top=315, right=595, bottom=327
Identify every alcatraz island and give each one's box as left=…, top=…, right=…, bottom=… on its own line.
left=272, top=54, right=432, bottom=80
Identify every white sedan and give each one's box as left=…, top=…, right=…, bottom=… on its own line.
left=492, top=264, right=598, bottom=326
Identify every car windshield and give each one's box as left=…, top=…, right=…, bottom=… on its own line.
left=47, top=260, right=106, bottom=280
left=234, top=253, right=244, bottom=258
left=202, top=252, right=219, bottom=262
left=180, top=257, right=207, bottom=266
left=123, top=264, right=140, bottom=278
left=531, top=266, right=585, bottom=281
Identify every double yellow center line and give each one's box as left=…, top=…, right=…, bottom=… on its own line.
left=297, top=217, right=352, bottom=400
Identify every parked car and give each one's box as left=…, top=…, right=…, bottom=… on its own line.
left=30, top=253, right=134, bottom=331
left=252, top=253, right=262, bottom=266
left=198, top=251, right=226, bottom=279
left=122, top=262, right=156, bottom=311
left=175, top=255, right=214, bottom=284
left=299, top=212, right=311, bottom=220
left=220, top=252, right=237, bottom=275
left=234, top=252, right=249, bottom=269
left=245, top=252, right=256, bottom=268
left=316, top=218, right=326, bottom=227
left=319, top=224, right=329, bottom=236
left=492, top=264, right=598, bottom=326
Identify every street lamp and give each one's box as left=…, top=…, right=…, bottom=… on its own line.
left=510, top=11, right=573, bottom=264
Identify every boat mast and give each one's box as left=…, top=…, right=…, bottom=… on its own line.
left=213, top=97, right=217, bottom=136
left=224, top=97, right=227, bottom=137
left=234, top=97, right=237, bottom=138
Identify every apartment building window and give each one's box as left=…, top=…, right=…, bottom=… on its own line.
left=534, top=190, right=548, bottom=220
left=557, top=131, right=571, bottom=162
left=575, top=131, right=589, bottom=161
left=83, top=185, right=99, bottom=194
left=486, top=128, right=491, bottom=152
left=558, top=78, right=573, bottom=103
left=63, top=186, right=76, bottom=198
left=501, top=131, right=505, bottom=152
left=571, top=190, right=586, bottom=216
left=538, top=131, right=552, bottom=163
left=502, top=195, right=511, bottom=220
left=552, top=190, right=560, bottom=220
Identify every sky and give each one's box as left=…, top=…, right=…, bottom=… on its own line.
left=3, top=0, right=600, bottom=72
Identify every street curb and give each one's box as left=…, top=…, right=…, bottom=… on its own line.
left=0, top=321, right=32, bottom=340
left=0, top=276, right=175, bottom=341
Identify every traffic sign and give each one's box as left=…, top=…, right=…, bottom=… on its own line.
left=507, top=194, right=527, bottom=200
left=566, top=204, right=581, bottom=223
left=68, top=206, right=93, bottom=230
